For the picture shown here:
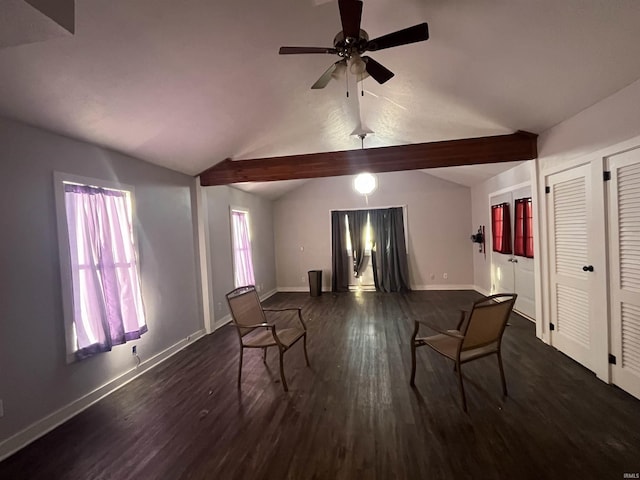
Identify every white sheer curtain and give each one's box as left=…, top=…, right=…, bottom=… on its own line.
left=231, top=210, right=256, bottom=287
left=64, top=184, right=147, bottom=359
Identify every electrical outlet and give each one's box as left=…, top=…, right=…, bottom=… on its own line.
left=132, top=345, right=137, bottom=356
left=301, top=275, right=306, bottom=282
left=217, top=302, right=222, bottom=311
left=0, top=399, right=4, bottom=418
left=430, top=273, right=435, bottom=280
left=443, top=273, right=448, bottom=279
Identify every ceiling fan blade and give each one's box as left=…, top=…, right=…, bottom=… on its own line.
left=362, top=56, right=394, bottom=84
left=279, top=46, right=338, bottom=55
left=311, top=59, right=347, bottom=89
left=366, top=22, right=429, bottom=52
left=338, top=0, right=363, bottom=39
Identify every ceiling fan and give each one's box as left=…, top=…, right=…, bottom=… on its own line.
left=279, top=0, right=429, bottom=89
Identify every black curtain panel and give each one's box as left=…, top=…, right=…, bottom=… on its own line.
left=346, top=210, right=369, bottom=277
left=331, top=211, right=350, bottom=292
left=370, top=207, right=411, bottom=292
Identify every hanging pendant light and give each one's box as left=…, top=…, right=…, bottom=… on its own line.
left=353, top=133, right=377, bottom=197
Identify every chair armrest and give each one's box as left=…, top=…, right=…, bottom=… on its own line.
left=264, top=307, right=307, bottom=330
left=233, top=322, right=273, bottom=330
left=413, top=319, right=464, bottom=339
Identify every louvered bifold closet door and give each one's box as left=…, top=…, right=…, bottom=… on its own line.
left=547, top=164, right=596, bottom=370
left=608, top=148, right=640, bottom=400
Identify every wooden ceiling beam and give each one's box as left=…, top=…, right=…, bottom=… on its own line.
left=198, top=131, right=537, bottom=186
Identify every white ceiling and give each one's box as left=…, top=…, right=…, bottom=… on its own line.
left=1, top=0, right=640, bottom=196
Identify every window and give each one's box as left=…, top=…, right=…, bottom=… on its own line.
left=230, top=209, right=255, bottom=287
left=491, top=202, right=512, bottom=254
left=514, top=197, right=534, bottom=258
left=55, top=174, right=147, bottom=361
left=344, top=213, right=374, bottom=255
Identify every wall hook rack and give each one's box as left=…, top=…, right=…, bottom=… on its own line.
left=470, top=225, right=486, bottom=258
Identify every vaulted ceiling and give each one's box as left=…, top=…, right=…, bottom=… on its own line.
left=1, top=0, right=640, bottom=194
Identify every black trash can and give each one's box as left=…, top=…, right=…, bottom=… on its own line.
left=308, top=270, right=322, bottom=297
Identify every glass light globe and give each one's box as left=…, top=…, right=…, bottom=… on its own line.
left=354, top=173, right=377, bottom=195
left=349, top=55, right=367, bottom=75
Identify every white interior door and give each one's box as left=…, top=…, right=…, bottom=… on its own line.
left=513, top=255, right=535, bottom=318
left=607, top=148, right=640, bottom=399
left=547, top=164, right=596, bottom=370
left=491, top=192, right=515, bottom=295
left=512, top=186, right=536, bottom=319
left=490, top=188, right=536, bottom=320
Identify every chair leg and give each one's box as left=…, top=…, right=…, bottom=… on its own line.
left=456, top=362, right=467, bottom=412
left=263, top=347, right=267, bottom=363
left=497, top=351, right=508, bottom=397
left=302, top=333, right=310, bottom=366
left=278, top=348, right=288, bottom=392
left=410, top=342, right=416, bottom=386
left=237, top=348, right=244, bottom=389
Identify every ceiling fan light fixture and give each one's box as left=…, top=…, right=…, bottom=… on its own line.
left=349, top=54, right=367, bottom=75
left=278, top=0, right=429, bottom=90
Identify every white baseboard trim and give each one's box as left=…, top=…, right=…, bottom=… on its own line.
left=278, top=287, right=316, bottom=293
left=514, top=309, right=535, bottom=322
left=473, top=285, right=492, bottom=297
left=412, top=284, right=476, bottom=291
left=259, top=288, right=278, bottom=301
left=213, top=313, right=232, bottom=330
left=0, top=328, right=207, bottom=462
left=278, top=285, right=479, bottom=293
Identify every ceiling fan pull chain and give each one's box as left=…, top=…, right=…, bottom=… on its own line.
left=346, top=68, right=349, bottom=97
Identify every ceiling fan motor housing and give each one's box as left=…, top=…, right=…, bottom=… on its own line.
left=333, top=30, right=369, bottom=59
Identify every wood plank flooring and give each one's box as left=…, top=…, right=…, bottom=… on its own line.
left=1, top=290, right=639, bottom=479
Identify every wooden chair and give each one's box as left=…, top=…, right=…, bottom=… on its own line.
left=410, top=293, right=517, bottom=411
left=226, top=285, right=310, bottom=392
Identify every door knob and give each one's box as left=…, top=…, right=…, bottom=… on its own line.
left=582, top=265, right=594, bottom=272
left=512, top=259, right=518, bottom=263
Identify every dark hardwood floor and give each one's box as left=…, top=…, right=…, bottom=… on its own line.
left=2, top=291, right=639, bottom=480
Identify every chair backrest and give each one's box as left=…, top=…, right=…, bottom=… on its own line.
left=461, top=294, right=517, bottom=351
left=226, top=285, right=267, bottom=336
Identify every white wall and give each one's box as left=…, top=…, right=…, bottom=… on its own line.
left=0, top=117, right=203, bottom=456
left=204, top=185, right=276, bottom=327
left=273, top=170, right=473, bottom=291
left=538, top=78, right=640, bottom=172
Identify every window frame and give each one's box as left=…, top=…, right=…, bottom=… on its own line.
left=491, top=202, right=513, bottom=255
left=333, top=205, right=409, bottom=257
left=514, top=197, right=534, bottom=258
left=229, top=207, right=256, bottom=288
left=54, top=172, right=144, bottom=363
